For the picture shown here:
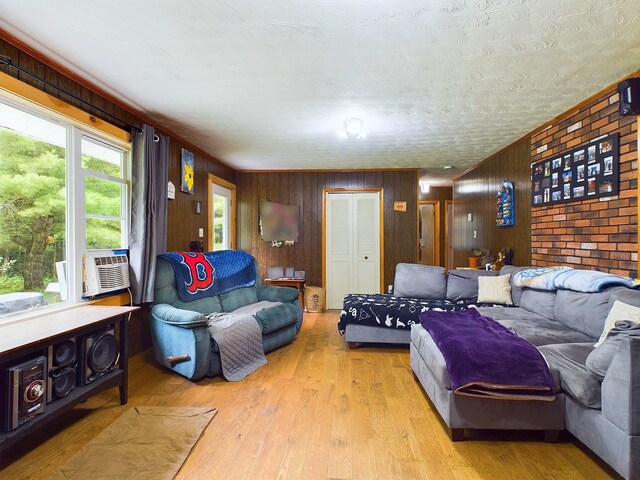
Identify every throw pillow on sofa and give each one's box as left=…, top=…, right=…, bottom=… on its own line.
left=586, top=320, right=640, bottom=381
left=477, top=274, right=513, bottom=305
left=595, top=300, right=640, bottom=347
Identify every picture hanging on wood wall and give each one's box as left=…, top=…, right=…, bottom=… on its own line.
left=530, top=133, right=619, bottom=206
left=496, top=180, right=514, bottom=227
left=181, top=148, right=195, bottom=194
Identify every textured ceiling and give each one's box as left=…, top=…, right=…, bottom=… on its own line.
left=0, top=1, right=639, bottom=184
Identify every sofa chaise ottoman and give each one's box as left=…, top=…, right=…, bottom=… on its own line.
left=411, top=265, right=640, bottom=479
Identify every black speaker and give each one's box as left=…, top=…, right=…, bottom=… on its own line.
left=47, top=338, right=76, bottom=402
left=1, top=356, right=47, bottom=431
left=618, top=78, right=640, bottom=116
left=77, top=327, right=119, bottom=387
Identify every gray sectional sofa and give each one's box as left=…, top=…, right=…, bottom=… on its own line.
left=410, top=264, right=640, bottom=479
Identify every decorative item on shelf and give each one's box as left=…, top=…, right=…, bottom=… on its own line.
left=180, top=148, right=195, bottom=194
left=496, top=180, right=515, bottom=227
left=189, top=240, right=203, bottom=253
left=267, top=266, right=284, bottom=279
left=285, top=267, right=295, bottom=278
left=491, top=247, right=514, bottom=271
left=468, top=248, right=483, bottom=269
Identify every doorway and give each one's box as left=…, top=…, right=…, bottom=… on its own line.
left=445, top=200, right=453, bottom=269
left=323, top=189, right=383, bottom=309
left=418, top=200, right=440, bottom=266
left=208, top=174, right=236, bottom=251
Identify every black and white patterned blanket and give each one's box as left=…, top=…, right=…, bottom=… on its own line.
left=338, top=294, right=506, bottom=335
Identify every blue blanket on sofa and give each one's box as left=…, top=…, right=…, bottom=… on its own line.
left=512, top=266, right=637, bottom=292
left=159, top=251, right=256, bottom=302
left=420, top=308, right=556, bottom=401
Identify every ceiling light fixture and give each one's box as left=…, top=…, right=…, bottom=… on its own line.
left=337, top=118, right=368, bottom=139
left=419, top=180, right=430, bottom=193
left=443, top=165, right=453, bottom=170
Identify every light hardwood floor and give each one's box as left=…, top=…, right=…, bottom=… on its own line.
left=1, top=312, right=618, bottom=479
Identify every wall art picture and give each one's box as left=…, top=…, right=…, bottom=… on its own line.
left=258, top=198, right=299, bottom=242
left=531, top=133, right=619, bottom=206
left=181, top=148, right=195, bottom=194
left=496, top=180, right=515, bottom=227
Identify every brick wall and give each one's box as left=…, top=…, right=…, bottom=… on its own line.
left=530, top=91, right=638, bottom=277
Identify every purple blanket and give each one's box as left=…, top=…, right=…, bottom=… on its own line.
left=420, top=308, right=556, bottom=401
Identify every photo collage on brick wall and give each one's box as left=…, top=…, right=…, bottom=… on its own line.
left=531, top=133, right=619, bottom=206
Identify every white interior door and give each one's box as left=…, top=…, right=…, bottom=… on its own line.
left=326, top=192, right=381, bottom=309
left=419, top=204, right=435, bottom=265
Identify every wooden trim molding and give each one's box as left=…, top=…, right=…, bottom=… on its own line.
left=239, top=168, right=420, bottom=173
left=417, top=200, right=441, bottom=267
left=322, top=188, right=385, bottom=294
left=444, top=200, right=454, bottom=270
left=0, top=70, right=129, bottom=142
left=207, top=174, right=237, bottom=251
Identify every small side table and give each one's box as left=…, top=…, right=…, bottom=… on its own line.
left=264, top=278, right=306, bottom=308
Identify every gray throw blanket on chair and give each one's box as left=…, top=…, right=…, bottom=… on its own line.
left=206, top=311, right=267, bottom=381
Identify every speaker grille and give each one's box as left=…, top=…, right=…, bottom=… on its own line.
left=53, top=340, right=76, bottom=367
left=87, top=333, right=118, bottom=373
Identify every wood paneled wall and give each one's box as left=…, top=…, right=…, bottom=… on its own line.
left=0, top=36, right=234, bottom=355
left=166, top=143, right=234, bottom=251
left=236, top=170, right=418, bottom=290
left=453, top=139, right=532, bottom=268
left=419, top=186, right=453, bottom=266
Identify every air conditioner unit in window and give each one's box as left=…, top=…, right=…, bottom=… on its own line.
left=82, top=249, right=130, bottom=298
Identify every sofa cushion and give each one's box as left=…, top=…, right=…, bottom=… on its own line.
left=595, top=299, right=640, bottom=347
left=219, top=287, right=259, bottom=312
left=446, top=269, right=498, bottom=301
left=257, top=284, right=299, bottom=303
left=393, top=264, right=446, bottom=299
left=587, top=320, right=640, bottom=381
left=499, top=265, right=530, bottom=306
left=254, top=302, right=298, bottom=334
left=520, top=288, right=556, bottom=320
left=479, top=306, right=594, bottom=346
left=539, top=343, right=602, bottom=409
left=410, top=324, right=451, bottom=389
left=477, top=274, right=513, bottom=305
left=554, top=287, right=623, bottom=341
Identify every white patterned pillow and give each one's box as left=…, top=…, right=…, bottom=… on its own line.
left=477, top=274, right=513, bottom=305
left=594, top=300, right=640, bottom=347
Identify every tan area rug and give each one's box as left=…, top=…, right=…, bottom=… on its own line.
left=48, top=406, right=217, bottom=480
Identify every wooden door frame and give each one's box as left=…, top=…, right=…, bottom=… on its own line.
left=322, top=188, right=385, bottom=293
left=417, top=200, right=440, bottom=266
left=444, top=200, right=453, bottom=270
left=207, top=174, right=237, bottom=251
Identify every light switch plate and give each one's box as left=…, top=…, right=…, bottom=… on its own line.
left=198, top=228, right=204, bottom=238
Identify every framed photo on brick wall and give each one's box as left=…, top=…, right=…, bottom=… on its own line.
left=531, top=133, right=619, bottom=206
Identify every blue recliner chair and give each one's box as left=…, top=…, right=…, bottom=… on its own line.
left=150, top=253, right=303, bottom=380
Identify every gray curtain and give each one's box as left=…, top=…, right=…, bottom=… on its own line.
left=129, top=124, right=169, bottom=304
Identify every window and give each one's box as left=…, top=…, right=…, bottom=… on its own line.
left=0, top=95, right=129, bottom=322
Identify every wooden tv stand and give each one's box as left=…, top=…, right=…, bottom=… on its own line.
left=0, top=305, right=138, bottom=453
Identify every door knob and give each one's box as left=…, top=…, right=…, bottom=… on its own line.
left=364, top=256, right=368, bottom=260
